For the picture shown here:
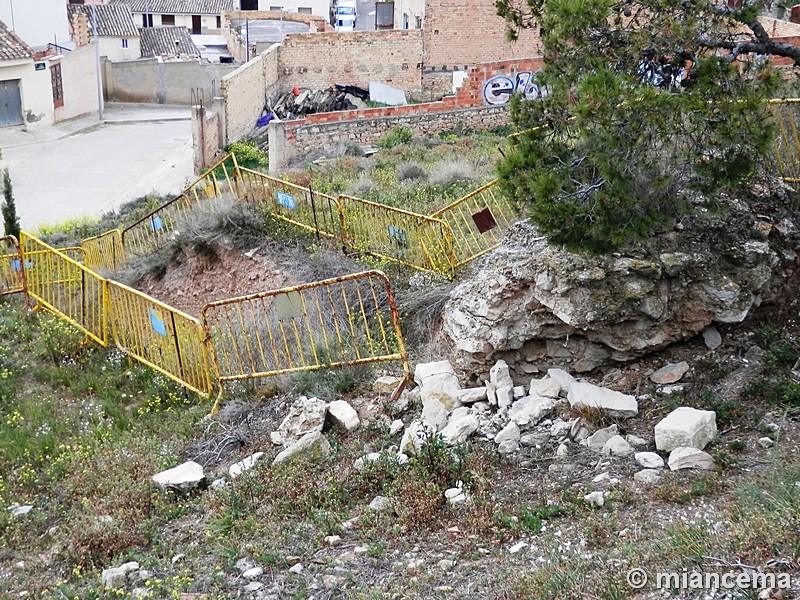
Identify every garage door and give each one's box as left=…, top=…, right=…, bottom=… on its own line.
left=0, top=80, right=23, bottom=127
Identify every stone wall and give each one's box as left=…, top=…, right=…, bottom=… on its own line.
left=103, top=59, right=236, bottom=105
left=220, top=44, right=282, bottom=145
left=278, top=30, right=424, bottom=96
left=269, top=105, right=508, bottom=170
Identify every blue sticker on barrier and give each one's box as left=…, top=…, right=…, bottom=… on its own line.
left=149, top=308, right=167, bottom=337
left=11, top=258, right=32, bottom=272
left=387, top=225, right=408, bottom=248
left=276, top=191, right=297, bottom=210
left=150, top=216, right=164, bottom=232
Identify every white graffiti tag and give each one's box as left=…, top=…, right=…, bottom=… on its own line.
left=483, top=71, right=548, bottom=106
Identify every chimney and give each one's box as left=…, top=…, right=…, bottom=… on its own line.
left=71, top=13, right=91, bottom=47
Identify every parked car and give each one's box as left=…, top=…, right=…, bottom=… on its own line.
left=334, top=17, right=355, bottom=32
left=332, top=0, right=357, bottom=26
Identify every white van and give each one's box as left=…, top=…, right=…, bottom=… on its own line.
left=333, top=0, right=357, bottom=28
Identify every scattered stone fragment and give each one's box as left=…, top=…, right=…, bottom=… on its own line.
left=513, top=385, right=526, bottom=399
left=496, top=386, right=514, bottom=410
left=244, top=582, right=264, bottom=592
left=668, top=446, right=715, bottom=471
left=440, top=412, right=479, bottom=445
left=457, top=387, right=487, bottom=404
left=242, top=566, right=264, bottom=579
left=529, top=376, right=562, bottom=398
left=438, top=559, right=456, bottom=570
left=657, top=384, right=687, bottom=396
left=389, top=419, right=404, bottom=435
left=626, top=434, right=648, bottom=447
left=152, top=461, right=205, bottom=493
left=327, top=400, right=360, bottom=431
left=547, top=368, right=576, bottom=393
left=655, top=407, right=717, bottom=451
left=650, top=361, right=690, bottom=385
left=703, top=326, right=722, bottom=350
left=277, top=396, right=327, bottom=443
left=414, top=360, right=461, bottom=411
left=602, top=435, right=635, bottom=458
left=508, top=541, right=528, bottom=554
left=592, top=472, right=610, bottom=483
left=229, top=452, right=266, bottom=478
left=445, top=486, right=468, bottom=505
left=368, top=496, right=392, bottom=512
left=635, top=452, right=665, bottom=469
left=758, top=437, right=774, bottom=449
left=102, top=562, right=140, bottom=589
left=353, top=452, right=381, bottom=471
left=374, top=375, right=403, bottom=393
left=273, top=432, right=331, bottom=466
left=171, top=554, right=185, bottom=564
left=520, top=431, right=549, bottom=447
left=494, top=421, right=521, bottom=444
left=586, top=424, right=619, bottom=451
left=556, top=443, right=569, bottom=458
left=210, top=478, right=226, bottom=490
left=399, top=421, right=430, bottom=455
left=324, top=535, right=341, bottom=546
left=490, top=359, right=514, bottom=389
left=634, top=469, right=662, bottom=484
left=288, top=563, right=303, bottom=574
left=497, top=440, right=520, bottom=454
left=508, top=396, right=556, bottom=427
left=583, top=491, right=605, bottom=507
left=422, top=396, right=449, bottom=432
left=568, top=381, right=638, bottom=417
left=269, top=431, right=283, bottom=445
left=7, top=505, right=33, bottom=517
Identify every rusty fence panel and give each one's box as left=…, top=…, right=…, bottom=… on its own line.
left=107, top=280, right=212, bottom=396
left=0, top=235, right=25, bottom=297
left=202, top=270, right=409, bottom=390
left=236, top=167, right=341, bottom=238
left=337, top=195, right=456, bottom=275
left=430, top=179, right=519, bottom=269
left=20, top=232, right=109, bottom=346
left=768, top=99, right=800, bottom=185
left=82, top=229, right=124, bottom=271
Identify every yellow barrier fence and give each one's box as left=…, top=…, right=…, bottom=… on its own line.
left=20, top=232, right=109, bottom=346
left=769, top=99, right=800, bottom=184
left=0, top=235, right=25, bottom=297
left=56, top=246, right=86, bottom=265
left=337, top=195, right=456, bottom=275
left=236, top=167, right=341, bottom=239
left=185, top=153, right=239, bottom=204
left=82, top=229, right=124, bottom=271
left=202, top=270, right=409, bottom=394
left=431, top=180, right=519, bottom=269
left=107, top=280, right=212, bottom=396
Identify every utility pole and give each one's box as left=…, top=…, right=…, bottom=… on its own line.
left=91, top=4, right=104, bottom=120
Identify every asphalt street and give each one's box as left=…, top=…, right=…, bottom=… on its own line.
left=0, top=103, right=193, bottom=231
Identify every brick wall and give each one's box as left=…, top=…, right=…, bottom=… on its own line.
left=278, top=30, right=424, bottom=95
left=220, top=44, right=282, bottom=145
left=192, top=105, right=220, bottom=174
left=422, top=0, right=543, bottom=83
left=269, top=105, right=509, bottom=170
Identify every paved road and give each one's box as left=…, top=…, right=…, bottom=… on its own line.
left=0, top=103, right=193, bottom=231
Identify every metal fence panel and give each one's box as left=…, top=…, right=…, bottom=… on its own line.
left=430, top=179, right=519, bottom=269
left=0, top=235, right=24, bottom=296
left=768, top=99, right=800, bottom=184
left=20, top=232, right=108, bottom=346
left=202, top=270, right=409, bottom=386
left=56, top=246, right=86, bottom=265
left=337, top=195, right=456, bottom=275
left=82, top=229, right=124, bottom=271
left=186, top=153, right=239, bottom=203
left=107, top=280, right=212, bottom=396
left=122, top=193, right=193, bottom=256
left=236, top=167, right=341, bottom=238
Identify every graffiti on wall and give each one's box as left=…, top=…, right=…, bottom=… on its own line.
left=483, top=71, right=547, bottom=106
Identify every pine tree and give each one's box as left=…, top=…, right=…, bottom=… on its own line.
left=2, top=167, right=20, bottom=240
left=495, top=0, right=782, bottom=253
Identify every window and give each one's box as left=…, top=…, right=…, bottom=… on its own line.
left=403, top=13, right=409, bottom=29
left=161, top=14, right=175, bottom=25
left=122, top=38, right=129, bottom=48
left=216, top=15, right=222, bottom=28
left=142, top=13, right=153, bottom=27
left=415, top=16, right=422, bottom=28
left=51, top=63, right=64, bottom=108
left=298, top=7, right=312, bottom=13
left=270, top=6, right=282, bottom=10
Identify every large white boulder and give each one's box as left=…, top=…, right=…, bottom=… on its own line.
left=568, top=381, right=638, bottom=417
left=655, top=407, right=717, bottom=451
left=102, top=562, right=140, bottom=589
left=601, top=435, right=635, bottom=458
left=414, top=360, right=461, bottom=411
left=277, top=396, right=328, bottom=443
left=489, top=359, right=514, bottom=389
left=635, top=452, right=665, bottom=469
left=529, top=376, right=562, bottom=398
left=327, top=400, right=360, bottom=431
left=440, top=411, right=479, bottom=446
left=229, top=452, right=266, bottom=478
left=547, top=369, right=576, bottom=393
left=586, top=424, right=619, bottom=451
left=668, top=446, right=715, bottom=471
left=152, top=461, right=204, bottom=493
left=508, top=396, right=557, bottom=427
left=273, top=432, right=331, bottom=466
left=494, top=421, right=521, bottom=444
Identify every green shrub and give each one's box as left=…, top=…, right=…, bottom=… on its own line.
left=226, top=141, right=268, bottom=169
left=377, top=126, right=413, bottom=149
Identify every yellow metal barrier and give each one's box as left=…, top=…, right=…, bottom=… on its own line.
left=122, top=193, right=193, bottom=256
left=337, top=195, right=456, bottom=275
left=185, top=153, right=239, bottom=204
left=56, top=246, right=86, bottom=265
left=0, top=235, right=25, bottom=297
left=237, top=167, right=341, bottom=238
left=202, top=270, right=409, bottom=391
left=430, top=179, right=519, bottom=269
left=20, top=232, right=109, bottom=346
left=107, top=280, right=212, bottom=396
left=769, top=99, right=800, bottom=184
left=82, top=229, right=124, bottom=271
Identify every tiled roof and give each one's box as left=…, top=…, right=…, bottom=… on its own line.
left=68, top=4, right=139, bottom=38
left=0, top=20, right=32, bottom=61
left=110, top=0, right=236, bottom=15
left=140, top=26, right=199, bottom=57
